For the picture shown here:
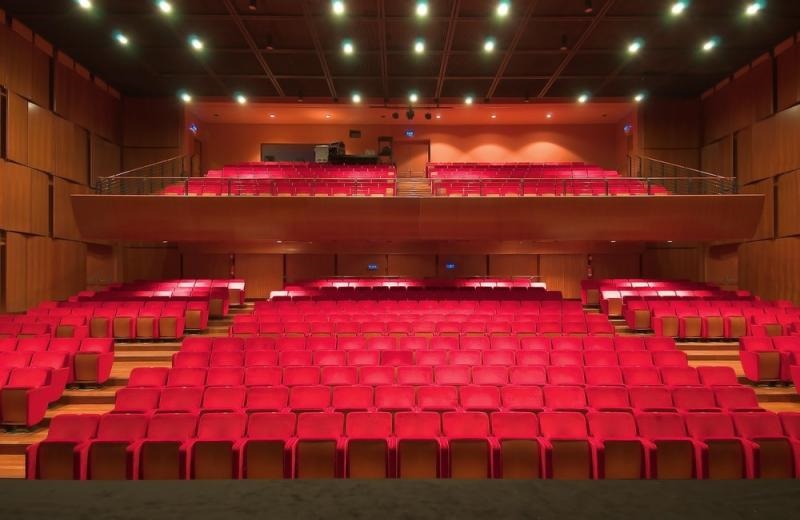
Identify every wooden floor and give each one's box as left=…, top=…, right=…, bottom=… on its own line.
left=0, top=309, right=797, bottom=479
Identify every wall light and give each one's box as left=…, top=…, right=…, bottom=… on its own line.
left=409, top=92, right=419, bottom=104
left=702, top=37, right=719, bottom=52
left=627, top=39, right=643, bottom=55
left=414, top=39, right=425, bottom=54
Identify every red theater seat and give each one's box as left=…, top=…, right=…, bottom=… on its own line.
left=635, top=412, right=701, bottom=479
left=394, top=412, right=444, bottom=479
left=293, top=412, right=344, bottom=478
left=84, top=413, right=149, bottom=480
left=240, top=413, right=296, bottom=479
left=26, top=414, right=100, bottom=480
left=684, top=413, right=754, bottom=479
left=344, top=412, right=393, bottom=478
left=186, top=412, right=247, bottom=479
left=539, top=412, right=596, bottom=479
left=443, top=412, right=492, bottom=478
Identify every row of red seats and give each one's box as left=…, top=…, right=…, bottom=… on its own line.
left=431, top=180, right=667, bottom=197
left=291, top=277, right=542, bottom=289
left=112, top=384, right=762, bottom=416
left=0, top=338, right=114, bottom=385
left=163, top=179, right=396, bottom=197
left=28, top=410, right=800, bottom=479
left=87, top=279, right=245, bottom=304
left=255, top=299, right=580, bottom=313
left=181, top=335, right=675, bottom=352
left=219, top=163, right=396, bottom=179
left=269, top=289, right=563, bottom=301
left=582, top=278, right=728, bottom=305
left=739, top=337, right=800, bottom=383
left=603, top=291, right=753, bottom=317
left=130, top=365, right=727, bottom=389
left=230, top=320, right=615, bottom=337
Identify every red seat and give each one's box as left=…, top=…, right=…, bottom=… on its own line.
left=293, top=412, right=344, bottom=478
left=434, top=366, right=471, bottom=386
left=672, top=387, right=721, bottom=412
left=418, top=385, right=459, bottom=412
left=635, top=412, right=701, bottom=479
left=394, top=412, right=444, bottom=478
left=396, top=366, right=433, bottom=385
left=158, top=387, right=203, bottom=413
left=539, top=412, right=596, bottom=479
left=243, top=366, right=282, bottom=387
left=344, top=412, right=393, bottom=478
left=547, top=366, right=585, bottom=386
left=714, top=387, right=764, bottom=412
left=374, top=385, right=416, bottom=412
left=629, top=386, right=676, bottom=413
left=321, top=366, right=358, bottom=386
left=240, top=413, right=296, bottom=478
left=509, top=366, right=547, bottom=385
left=288, top=385, right=330, bottom=412
left=331, top=385, right=373, bottom=412
left=732, top=412, right=797, bottom=478
left=245, top=386, right=289, bottom=412
left=128, top=367, right=169, bottom=388
left=25, top=414, right=100, bottom=480
left=584, top=366, right=624, bottom=386
left=684, top=412, right=755, bottom=479
left=471, top=366, right=508, bottom=385
left=490, top=412, right=542, bottom=478
left=172, top=352, right=210, bottom=369
left=442, top=412, right=492, bottom=478
left=585, top=386, right=630, bottom=412
left=186, top=412, right=248, bottom=479
left=544, top=386, right=587, bottom=412
left=460, top=385, right=501, bottom=412
left=133, top=413, right=197, bottom=480
left=587, top=411, right=651, bottom=479
left=283, top=366, right=320, bottom=386
left=202, top=386, right=246, bottom=412
left=697, top=366, right=739, bottom=386
left=0, top=368, right=53, bottom=427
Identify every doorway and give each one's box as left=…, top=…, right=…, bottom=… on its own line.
left=393, top=140, right=430, bottom=177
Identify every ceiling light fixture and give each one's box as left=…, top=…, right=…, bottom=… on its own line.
left=235, top=93, right=247, bottom=104
left=416, top=2, right=429, bottom=17
left=634, top=92, right=646, bottom=103
left=560, top=34, right=568, bottom=51
left=465, top=95, right=474, bottom=105
left=113, top=31, right=129, bottom=46
left=351, top=92, right=362, bottom=104
left=497, top=1, right=510, bottom=17
left=745, top=1, right=764, bottom=16
left=248, top=0, right=257, bottom=11
left=414, top=38, right=425, bottom=54
left=269, top=113, right=277, bottom=119
left=546, top=112, right=553, bottom=119
left=157, top=1, right=173, bottom=14
left=577, top=93, right=590, bottom=104
left=76, top=0, right=92, bottom=10
left=435, top=114, right=441, bottom=119
left=490, top=113, right=497, bottom=119
left=670, top=1, right=688, bottom=15
left=409, top=92, right=419, bottom=104
left=342, top=39, right=354, bottom=55
left=189, top=35, right=204, bottom=51
left=584, top=0, right=593, bottom=14
left=324, top=114, right=332, bottom=119
left=627, top=38, right=643, bottom=55
left=179, top=91, right=192, bottom=103
left=483, top=38, right=496, bottom=53
left=332, top=0, right=345, bottom=16
left=702, top=37, right=719, bottom=52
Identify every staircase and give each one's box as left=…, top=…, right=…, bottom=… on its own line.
left=396, top=177, right=432, bottom=197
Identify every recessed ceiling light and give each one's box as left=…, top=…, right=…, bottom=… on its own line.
left=269, top=113, right=277, bottom=119
left=414, top=39, right=425, bottom=54
left=235, top=93, right=247, bottom=104
left=179, top=91, right=192, bottom=103
left=745, top=1, right=764, bottom=16
left=627, top=39, right=643, bottom=55
left=577, top=93, right=589, bottom=104
left=157, top=1, right=173, bottom=14
left=610, top=240, right=617, bottom=244
left=546, top=112, right=553, bottom=119
left=351, top=92, right=362, bottom=104
left=332, top=0, right=345, bottom=15
left=416, top=2, right=429, bottom=17
left=584, top=0, right=593, bottom=14
left=324, top=114, right=332, bottom=119
left=497, top=1, right=510, bottom=17
left=667, top=240, right=673, bottom=243
left=189, top=35, right=204, bottom=51
left=342, top=40, right=354, bottom=55
left=490, top=113, right=497, bottom=119
left=76, top=0, right=92, bottom=10
left=435, top=114, right=441, bottom=119
left=702, top=37, right=719, bottom=52
left=670, top=1, right=688, bottom=15
left=634, top=92, right=646, bottom=103
left=276, top=240, right=283, bottom=244
left=409, top=92, right=419, bottom=104
left=483, top=38, right=496, bottom=53
left=113, top=31, right=129, bottom=46
left=464, top=96, right=474, bottom=105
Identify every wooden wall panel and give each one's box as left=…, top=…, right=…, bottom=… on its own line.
left=92, top=85, right=121, bottom=143
left=0, top=161, right=30, bottom=233
left=387, top=254, right=436, bottom=277
left=86, top=244, right=118, bottom=289
left=0, top=25, right=32, bottom=99
left=53, top=178, right=90, bottom=240
left=50, top=239, right=87, bottom=303
left=642, top=247, right=703, bottom=282
left=25, top=236, right=52, bottom=308
left=539, top=254, right=586, bottom=299
left=122, top=98, right=182, bottom=148
left=53, top=118, right=88, bottom=184
left=777, top=41, right=800, bottom=112
left=777, top=170, right=800, bottom=237
left=640, top=149, right=699, bottom=170
left=122, top=147, right=181, bottom=171
left=337, top=254, right=388, bottom=277
left=285, top=254, right=335, bottom=282
left=3, top=232, right=27, bottom=312
left=735, top=127, right=753, bottom=184
left=701, top=135, right=734, bottom=178
left=642, top=99, right=701, bottom=149
left=234, top=254, right=284, bottom=299
left=705, top=244, right=739, bottom=290
left=27, top=102, right=55, bottom=174
left=749, top=103, right=800, bottom=181
left=738, top=179, right=774, bottom=241
left=488, top=255, right=539, bottom=277
left=591, top=253, right=641, bottom=280
left=122, top=247, right=181, bottom=282
left=437, top=255, right=488, bottom=278
left=739, top=238, right=800, bottom=303
left=30, top=46, right=49, bottom=108
left=28, top=167, right=49, bottom=236
left=90, top=135, right=121, bottom=185
left=182, top=254, right=231, bottom=279
left=6, top=93, right=28, bottom=165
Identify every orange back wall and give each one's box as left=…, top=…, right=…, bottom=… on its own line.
left=197, top=122, right=625, bottom=172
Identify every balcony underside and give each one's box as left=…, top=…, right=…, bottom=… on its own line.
left=71, top=195, right=764, bottom=244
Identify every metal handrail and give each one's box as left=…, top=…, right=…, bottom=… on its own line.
left=628, top=154, right=729, bottom=179
left=104, top=154, right=192, bottom=179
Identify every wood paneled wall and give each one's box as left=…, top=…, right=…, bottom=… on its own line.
left=0, top=17, right=122, bottom=311
left=639, top=99, right=701, bottom=170
left=700, top=35, right=800, bottom=303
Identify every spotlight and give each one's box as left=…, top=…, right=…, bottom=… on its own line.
left=425, top=112, right=432, bottom=120
left=332, top=0, right=345, bottom=15
left=248, top=0, right=257, bottom=11
left=392, top=112, right=399, bottom=119
left=157, top=1, right=173, bottom=14
left=634, top=92, right=646, bottom=103
left=497, top=1, right=510, bottom=17
left=189, top=35, right=204, bottom=51
left=584, top=0, right=593, bottom=14
left=179, top=91, right=192, bottom=103
left=76, top=0, right=92, bottom=9
left=235, top=93, right=247, bottom=104
left=483, top=38, right=496, bottom=53
left=113, top=31, right=129, bottom=46
left=670, top=1, right=688, bottom=15
left=577, top=93, right=589, bottom=104
left=351, top=92, right=362, bottom=104
left=627, top=39, right=643, bottom=55
left=465, top=96, right=474, bottom=105
left=414, top=39, right=425, bottom=54
left=409, top=92, right=419, bottom=104
left=560, top=34, right=568, bottom=51
left=745, top=1, right=764, bottom=16
left=406, top=109, right=415, bottom=120
left=416, top=2, right=429, bottom=17
left=342, top=40, right=354, bottom=55
left=702, top=37, right=719, bottom=52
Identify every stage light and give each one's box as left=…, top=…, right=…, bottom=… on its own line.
left=332, top=1, right=345, bottom=15
left=414, top=39, right=425, bottom=54
left=342, top=40, right=354, bottom=55
left=483, top=38, right=496, bottom=53
left=235, top=93, right=247, bottom=104
left=670, top=1, right=688, bottom=15
left=157, top=1, right=173, bottom=14
left=627, top=39, right=643, bottom=55
left=465, top=96, right=474, bottom=105
left=497, top=1, right=510, bottom=17
left=577, top=93, right=590, bottom=104
left=409, top=92, right=419, bottom=104
left=416, top=2, right=429, bottom=17
left=113, top=31, right=129, bottom=46
left=76, top=0, right=92, bottom=10
left=179, top=91, right=192, bottom=103
left=189, top=35, right=204, bottom=51
left=745, top=1, right=764, bottom=16
left=702, top=37, right=719, bottom=52
left=634, top=92, right=646, bottom=103
left=351, top=92, right=362, bottom=103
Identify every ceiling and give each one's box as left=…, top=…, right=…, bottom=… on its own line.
left=2, top=0, right=800, bottom=101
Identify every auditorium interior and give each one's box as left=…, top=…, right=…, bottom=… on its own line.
left=1, top=0, right=800, bottom=517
